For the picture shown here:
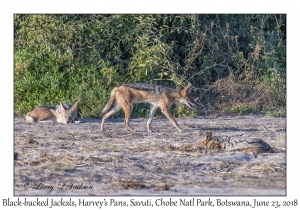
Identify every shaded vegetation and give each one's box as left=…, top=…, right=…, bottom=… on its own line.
left=14, top=14, right=286, bottom=118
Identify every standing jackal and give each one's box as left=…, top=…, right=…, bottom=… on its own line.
left=25, top=102, right=78, bottom=124
left=100, top=83, right=197, bottom=132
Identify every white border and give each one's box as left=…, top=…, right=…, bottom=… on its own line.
left=1, top=0, right=298, bottom=209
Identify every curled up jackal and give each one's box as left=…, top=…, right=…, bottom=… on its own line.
left=197, top=130, right=274, bottom=153
left=25, top=102, right=79, bottom=124
left=100, top=83, right=198, bottom=132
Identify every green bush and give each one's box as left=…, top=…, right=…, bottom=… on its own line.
left=14, top=14, right=286, bottom=118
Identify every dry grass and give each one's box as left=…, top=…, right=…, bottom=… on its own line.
left=209, top=72, right=285, bottom=114
left=14, top=115, right=286, bottom=195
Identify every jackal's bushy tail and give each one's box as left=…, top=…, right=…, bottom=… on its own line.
left=25, top=112, right=35, bottom=123
left=99, top=88, right=117, bottom=119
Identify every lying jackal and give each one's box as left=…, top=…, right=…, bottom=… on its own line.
left=100, top=83, right=197, bottom=132
left=198, top=130, right=274, bottom=153
left=25, top=102, right=78, bottom=124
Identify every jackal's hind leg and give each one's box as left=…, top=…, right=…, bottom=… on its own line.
left=37, top=109, right=52, bottom=121
left=26, top=108, right=52, bottom=123
left=147, top=104, right=158, bottom=132
left=100, top=103, right=121, bottom=131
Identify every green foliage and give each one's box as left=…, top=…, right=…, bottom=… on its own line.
left=262, top=106, right=286, bottom=118
left=265, top=110, right=286, bottom=118
left=171, top=104, right=198, bottom=118
left=14, top=14, right=286, bottom=118
left=224, top=105, right=255, bottom=115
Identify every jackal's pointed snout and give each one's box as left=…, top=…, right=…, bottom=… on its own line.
left=182, top=97, right=198, bottom=109
left=187, top=99, right=198, bottom=109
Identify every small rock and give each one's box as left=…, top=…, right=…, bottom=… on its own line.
left=14, top=152, right=18, bottom=160
left=156, top=183, right=170, bottom=191
left=24, top=139, right=39, bottom=145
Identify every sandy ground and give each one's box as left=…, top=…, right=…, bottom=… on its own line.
left=14, top=115, right=286, bottom=195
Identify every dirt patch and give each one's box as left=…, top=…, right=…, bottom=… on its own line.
left=14, top=115, right=286, bottom=195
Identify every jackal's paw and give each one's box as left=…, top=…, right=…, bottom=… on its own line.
left=74, top=121, right=81, bottom=124
left=177, top=128, right=183, bottom=133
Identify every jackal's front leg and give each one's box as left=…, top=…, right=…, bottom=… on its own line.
left=160, top=103, right=182, bottom=132
left=123, top=104, right=134, bottom=132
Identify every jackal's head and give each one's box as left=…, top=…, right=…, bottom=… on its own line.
left=203, top=130, right=212, bottom=142
left=179, top=84, right=198, bottom=109
left=58, top=102, right=78, bottom=124
left=198, top=130, right=212, bottom=147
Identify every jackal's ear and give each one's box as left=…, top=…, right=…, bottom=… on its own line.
left=204, top=130, right=212, bottom=141
left=60, top=103, right=68, bottom=111
left=208, top=130, right=212, bottom=140
left=71, top=102, right=78, bottom=111
left=182, top=83, right=192, bottom=94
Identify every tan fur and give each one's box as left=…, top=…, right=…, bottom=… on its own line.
left=25, top=102, right=78, bottom=124
left=100, top=83, right=197, bottom=132
left=197, top=130, right=218, bottom=149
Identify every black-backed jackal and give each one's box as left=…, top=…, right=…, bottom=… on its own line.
left=198, top=130, right=274, bottom=153
left=100, top=83, right=197, bottom=132
left=25, top=102, right=79, bottom=124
